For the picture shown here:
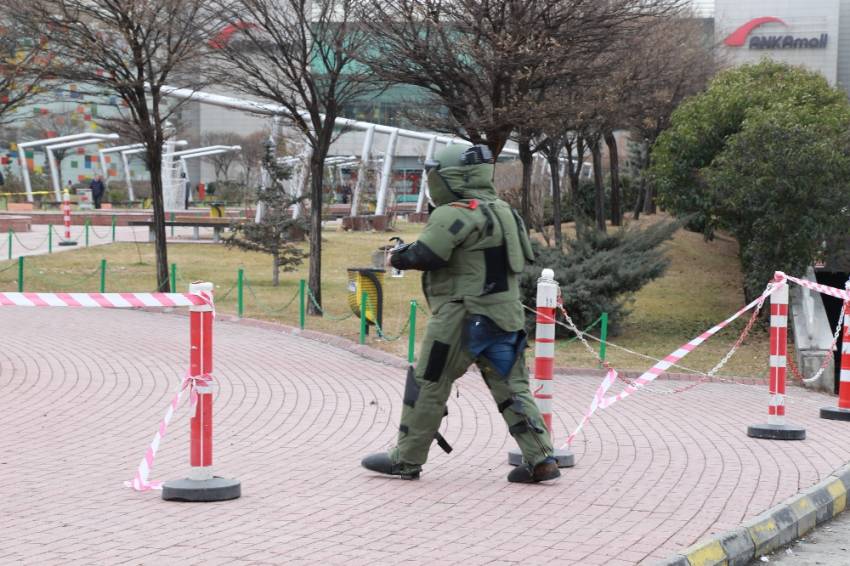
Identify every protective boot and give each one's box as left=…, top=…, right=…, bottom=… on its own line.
left=507, top=456, right=560, bottom=483
left=361, top=452, right=421, bottom=480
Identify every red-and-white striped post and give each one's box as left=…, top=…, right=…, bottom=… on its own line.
left=508, top=268, right=574, bottom=467
left=162, top=282, right=241, bottom=501
left=58, top=189, right=77, bottom=246
left=821, top=293, right=850, bottom=421
left=748, top=277, right=805, bottom=439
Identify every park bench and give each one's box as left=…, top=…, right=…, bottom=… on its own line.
left=128, top=216, right=232, bottom=243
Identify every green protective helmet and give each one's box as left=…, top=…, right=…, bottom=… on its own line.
left=425, top=144, right=495, bottom=207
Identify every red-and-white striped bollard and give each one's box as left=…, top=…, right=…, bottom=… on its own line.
left=508, top=268, right=574, bottom=467
left=58, top=189, right=77, bottom=247
left=748, top=277, right=806, bottom=440
left=162, top=282, right=241, bottom=501
left=821, top=293, right=850, bottom=421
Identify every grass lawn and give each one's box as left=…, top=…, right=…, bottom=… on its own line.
left=0, top=216, right=772, bottom=379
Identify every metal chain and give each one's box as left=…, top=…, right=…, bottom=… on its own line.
left=28, top=266, right=100, bottom=289
left=0, top=261, right=18, bottom=273
left=787, top=300, right=846, bottom=385
left=537, top=281, right=776, bottom=394
left=244, top=276, right=300, bottom=314
left=373, top=315, right=411, bottom=342
left=306, top=286, right=354, bottom=321
left=11, top=231, right=50, bottom=251
left=88, top=222, right=112, bottom=240
left=52, top=225, right=85, bottom=243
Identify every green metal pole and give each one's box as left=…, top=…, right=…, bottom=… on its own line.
left=237, top=268, right=244, bottom=318
left=299, top=279, right=306, bottom=329
left=48, top=224, right=53, bottom=253
left=17, top=256, right=23, bottom=292
left=599, top=312, right=609, bottom=364
left=84, top=219, right=90, bottom=247
left=170, top=263, right=176, bottom=292
left=100, top=259, right=107, bottom=293
left=111, top=215, right=116, bottom=242
left=408, top=299, right=417, bottom=364
left=7, top=228, right=12, bottom=260
left=169, top=212, right=175, bottom=237
left=359, top=291, right=367, bottom=345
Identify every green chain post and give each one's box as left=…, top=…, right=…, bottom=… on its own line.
left=84, top=219, right=90, bottom=247
left=599, top=312, right=609, bottom=365
left=111, top=215, right=116, bottom=242
left=7, top=228, right=12, bottom=260
left=48, top=224, right=53, bottom=253
left=299, top=279, right=306, bottom=329
left=408, top=299, right=417, bottom=364
left=237, top=268, right=244, bottom=318
left=100, top=259, right=107, bottom=293
left=17, top=256, right=23, bottom=292
left=169, top=212, right=175, bottom=237
left=170, top=263, right=176, bottom=292
left=359, top=291, right=367, bottom=345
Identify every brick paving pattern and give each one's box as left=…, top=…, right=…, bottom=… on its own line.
left=2, top=308, right=850, bottom=565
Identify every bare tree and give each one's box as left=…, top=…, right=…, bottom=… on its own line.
left=209, top=0, right=378, bottom=315
left=202, top=130, right=243, bottom=181
left=24, top=105, right=91, bottom=189
left=359, top=0, right=685, bottom=228
left=0, top=17, right=48, bottom=125
left=13, top=0, right=217, bottom=291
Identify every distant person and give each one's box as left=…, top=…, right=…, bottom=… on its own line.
left=181, top=171, right=190, bottom=209
left=0, top=170, right=5, bottom=186
left=342, top=185, right=352, bottom=204
left=89, top=175, right=105, bottom=209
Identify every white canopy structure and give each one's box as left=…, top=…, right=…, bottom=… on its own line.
left=17, top=132, right=119, bottom=202
left=160, top=85, right=521, bottom=217
left=44, top=134, right=120, bottom=201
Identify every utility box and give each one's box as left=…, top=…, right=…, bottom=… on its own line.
left=347, top=268, right=384, bottom=334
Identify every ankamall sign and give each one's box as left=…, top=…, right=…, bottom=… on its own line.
left=724, top=16, right=828, bottom=50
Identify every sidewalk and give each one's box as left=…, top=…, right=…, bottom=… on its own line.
left=1, top=307, right=849, bottom=565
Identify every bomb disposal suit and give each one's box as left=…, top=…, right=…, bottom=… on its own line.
left=361, top=144, right=559, bottom=483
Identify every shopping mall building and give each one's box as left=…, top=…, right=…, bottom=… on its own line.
left=713, top=0, right=850, bottom=94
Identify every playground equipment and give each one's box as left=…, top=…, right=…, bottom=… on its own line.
left=16, top=133, right=119, bottom=202
left=98, top=143, right=143, bottom=200
left=45, top=135, right=120, bottom=201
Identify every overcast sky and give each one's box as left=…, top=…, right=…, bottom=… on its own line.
left=689, top=0, right=714, bottom=16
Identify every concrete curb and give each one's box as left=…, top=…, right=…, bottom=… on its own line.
left=655, top=462, right=850, bottom=566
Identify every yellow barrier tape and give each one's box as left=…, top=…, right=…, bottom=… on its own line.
left=0, top=191, right=53, bottom=196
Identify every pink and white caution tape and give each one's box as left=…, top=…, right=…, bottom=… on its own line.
left=124, top=373, right=212, bottom=491
left=564, top=283, right=781, bottom=447
left=776, top=271, right=850, bottom=301
left=0, top=291, right=208, bottom=309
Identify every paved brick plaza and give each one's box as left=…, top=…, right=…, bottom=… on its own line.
left=2, top=308, right=850, bottom=565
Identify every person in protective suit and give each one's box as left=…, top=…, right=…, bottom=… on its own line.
left=361, top=144, right=559, bottom=483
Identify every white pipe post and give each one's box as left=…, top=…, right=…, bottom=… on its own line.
left=122, top=152, right=135, bottom=201
left=293, top=145, right=313, bottom=220
left=18, top=145, right=34, bottom=202
left=46, top=147, right=62, bottom=201
left=416, top=136, right=437, bottom=213
left=375, top=128, right=398, bottom=216
left=351, top=124, right=374, bottom=217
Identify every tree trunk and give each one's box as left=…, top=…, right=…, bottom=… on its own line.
left=604, top=131, right=621, bottom=226
left=642, top=149, right=656, bottom=214
left=147, top=152, right=170, bottom=292
left=590, top=138, right=606, bottom=233
left=307, top=152, right=326, bottom=316
left=546, top=142, right=563, bottom=249
left=272, top=252, right=280, bottom=286
left=633, top=175, right=646, bottom=221
left=518, top=140, right=533, bottom=229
